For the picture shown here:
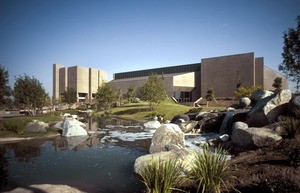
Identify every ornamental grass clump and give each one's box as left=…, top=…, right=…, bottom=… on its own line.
left=139, top=157, right=185, bottom=193
left=278, top=108, right=300, bottom=139
left=190, top=145, right=237, bottom=193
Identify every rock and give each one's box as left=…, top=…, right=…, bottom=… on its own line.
left=50, top=121, right=63, bottom=130
left=143, top=120, right=161, bottom=129
left=62, top=118, right=88, bottom=137
left=149, top=124, right=185, bottom=154
left=231, top=122, right=282, bottom=149
left=199, top=112, right=226, bottom=133
left=170, top=114, right=190, bottom=124
left=24, top=120, right=48, bottom=132
left=219, top=112, right=234, bottom=134
left=4, top=184, right=86, bottom=193
left=250, top=89, right=274, bottom=103
left=239, top=97, right=251, bottom=108
left=134, top=148, right=196, bottom=176
left=246, top=89, right=291, bottom=127
left=178, top=121, right=198, bottom=133
left=219, top=134, right=230, bottom=142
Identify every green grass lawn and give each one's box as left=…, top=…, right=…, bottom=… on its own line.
left=96, top=99, right=225, bottom=121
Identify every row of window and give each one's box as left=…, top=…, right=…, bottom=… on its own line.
left=114, top=63, right=201, bottom=80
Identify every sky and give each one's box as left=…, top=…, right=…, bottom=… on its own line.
left=1, top=0, right=299, bottom=97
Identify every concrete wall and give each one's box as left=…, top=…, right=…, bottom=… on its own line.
left=173, top=72, right=195, bottom=87
left=264, top=66, right=289, bottom=90
left=201, top=53, right=255, bottom=98
left=53, top=64, right=64, bottom=100
left=59, top=67, right=68, bottom=95
left=255, top=57, right=264, bottom=86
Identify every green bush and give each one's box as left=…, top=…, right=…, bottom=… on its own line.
left=190, top=145, right=237, bottom=193
left=234, top=85, right=262, bottom=99
left=0, top=119, right=29, bottom=134
left=139, top=157, right=184, bottom=193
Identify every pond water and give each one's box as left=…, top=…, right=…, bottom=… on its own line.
left=0, top=117, right=219, bottom=192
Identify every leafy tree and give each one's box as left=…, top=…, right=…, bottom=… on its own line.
left=205, top=87, right=215, bottom=107
left=61, top=87, right=77, bottom=109
left=116, top=88, right=123, bottom=107
left=272, top=77, right=283, bottom=92
left=96, top=82, right=115, bottom=110
left=234, top=85, right=262, bottom=99
left=279, top=16, right=300, bottom=92
left=0, top=65, right=11, bottom=109
left=138, top=74, right=166, bottom=110
left=127, top=85, right=135, bottom=103
left=13, top=74, right=49, bottom=115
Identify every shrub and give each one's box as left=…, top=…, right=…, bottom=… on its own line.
left=189, top=145, right=237, bottom=193
left=234, top=85, right=262, bottom=99
left=139, top=157, right=184, bottom=193
left=278, top=108, right=300, bottom=139
left=0, top=119, right=29, bottom=134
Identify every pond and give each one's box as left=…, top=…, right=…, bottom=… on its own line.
left=0, top=117, right=219, bottom=192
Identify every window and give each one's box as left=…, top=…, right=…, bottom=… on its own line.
left=173, top=91, right=192, bottom=102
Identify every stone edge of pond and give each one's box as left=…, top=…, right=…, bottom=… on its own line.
left=0, top=133, right=61, bottom=144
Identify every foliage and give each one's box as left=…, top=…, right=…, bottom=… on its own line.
left=116, top=88, right=123, bottom=107
left=61, top=87, right=77, bottom=109
left=205, top=87, right=215, bottom=102
left=139, top=157, right=184, bottom=193
left=272, top=77, right=283, bottom=90
left=96, top=82, right=115, bottom=110
left=279, top=16, right=300, bottom=92
left=0, top=65, right=11, bottom=109
left=278, top=108, right=300, bottom=138
left=126, top=85, right=135, bottom=103
left=13, top=74, right=49, bottom=115
left=190, top=145, right=237, bottom=193
left=234, top=85, right=262, bottom=99
left=0, top=118, right=29, bottom=135
left=138, top=74, right=167, bottom=110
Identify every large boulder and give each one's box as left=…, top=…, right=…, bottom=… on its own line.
left=143, top=120, right=161, bottom=129
left=134, top=148, right=196, bottom=176
left=239, top=97, right=251, bottom=109
left=62, top=118, right=88, bottom=137
left=149, top=124, right=185, bottom=154
left=24, top=120, right=48, bottom=132
left=246, top=89, right=292, bottom=127
left=231, top=122, right=282, bottom=149
left=170, top=114, right=190, bottom=124
left=5, top=184, right=86, bottom=193
left=178, top=121, right=198, bottom=133
left=250, top=89, right=274, bottom=104
left=198, top=112, right=226, bottom=133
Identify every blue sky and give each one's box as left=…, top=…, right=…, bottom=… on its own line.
left=1, top=0, right=299, bottom=97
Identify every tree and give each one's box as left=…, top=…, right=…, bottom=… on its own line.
left=116, top=88, right=123, bottom=107
left=234, top=85, right=262, bottom=99
left=138, top=74, right=166, bottom=110
left=96, top=82, right=115, bottom=110
left=205, top=87, right=215, bottom=107
left=61, top=87, right=77, bottom=109
left=279, top=16, right=300, bottom=92
left=0, top=65, right=11, bottom=109
left=13, top=74, right=49, bottom=115
left=126, top=85, right=135, bottom=103
left=272, top=77, right=283, bottom=92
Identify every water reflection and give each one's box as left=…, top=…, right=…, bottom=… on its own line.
left=0, top=117, right=149, bottom=192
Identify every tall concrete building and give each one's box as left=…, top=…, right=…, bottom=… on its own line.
left=53, top=64, right=107, bottom=102
left=109, top=52, right=288, bottom=103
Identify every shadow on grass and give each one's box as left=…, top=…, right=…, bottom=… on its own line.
left=114, top=107, right=150, bottom=115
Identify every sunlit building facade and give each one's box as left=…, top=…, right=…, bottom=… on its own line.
left=53, top=64, right=107, bottom=102
left=109, top=52, right=288, bottom=103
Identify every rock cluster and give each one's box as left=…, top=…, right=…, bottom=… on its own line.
left=134, top=89, right=299, bottom=178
